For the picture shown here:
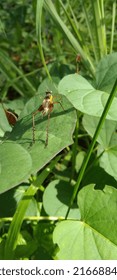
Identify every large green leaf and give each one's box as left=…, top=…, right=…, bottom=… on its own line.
left=2, top=93, right=76, bottom=175
left=53, top=184, right=117, bottom=260
left=58, top=73, right=117, bottom=121
left=83, top=114, right=117, bottom=147
left=43, top=179, right=80, bottom=219
left=83, top=114, right=117, bottom=179
left=0, top=143, right=32, bottom=194
left=95, top=53, right=117, bottom=94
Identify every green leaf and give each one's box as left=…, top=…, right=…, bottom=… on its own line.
left=15, top=231, right=38, bottom=259
left=58, top=73, right=117, bottom=121
left=43, top=179, right=80, bottom=219
left=99, top=147, right=117, bottom=180
left=75, top=151, right=86, bottom=173
left=0, top=143, right=32, bottom=194
left=53, top=184, right=117, bottom=260
left=83, top=114, right=117, bottom=147
left=5, top=93, right=76, bottom=174
left=5, top=98, right=28, bottom=116
left=83, top=114, right=117, bottom=179
left=96, top=53, right=117, bottom=93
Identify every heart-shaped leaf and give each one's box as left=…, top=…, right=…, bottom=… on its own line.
left=3, top=94, right=77, bottom=174
left=43, top=179, right=80, bottom=219
left=83, top=114, right=117, bottom=179
left=53, top=184, right=117, bottom=259
left=96, top=53, right=117, bottom=93
left=58, top=73, right=117, bottom=121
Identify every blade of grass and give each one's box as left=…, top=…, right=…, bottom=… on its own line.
left=65, top=76, right=117, bottom=219
left=91, top=0, right=107, bottom=59
left=110, top=0, right=116, bottom=53
left=99, top=0, right=107, bottom=55
left=81, top=1, right=99, bottom=63
left=44, top=0, right=95, bottom=77
left=0, top=49, right=36, bottom=97
left=36, top=0, right=52, bottom=80
left=62, top=1, right=94, bottom=61
left=59, top=0, right=85, bottom=49
left=4, top=155, right=61, bottom=260
left=4, top=184, right=37, bottom=260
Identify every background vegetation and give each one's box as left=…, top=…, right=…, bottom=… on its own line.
left=0, top=0, right=117, bottom=260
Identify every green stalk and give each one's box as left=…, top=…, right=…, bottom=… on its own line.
left=81, top=1, right=98, bottom=63
left=4, top=184, right=37, bottom=260
left=91, top=0, right=107, bottom=59
left=0, top=50, right=36, bottom=96
left=99, top=0, right=107, bottom=55
left=4, top=155, right=61, bottom=260
left=110, top=0, right=116, bottom=53
left=36, top=0, right=51, bottom=80
left=65, top=77, right=117, bottom=219
left=59, top=0, right=85, bottom=48
left=44, top=0, right=95, bottom=77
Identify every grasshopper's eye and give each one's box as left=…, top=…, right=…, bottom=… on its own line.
left=46, top=90, right=52, bottom=94
left=45, top=91, right=52, bottom=98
